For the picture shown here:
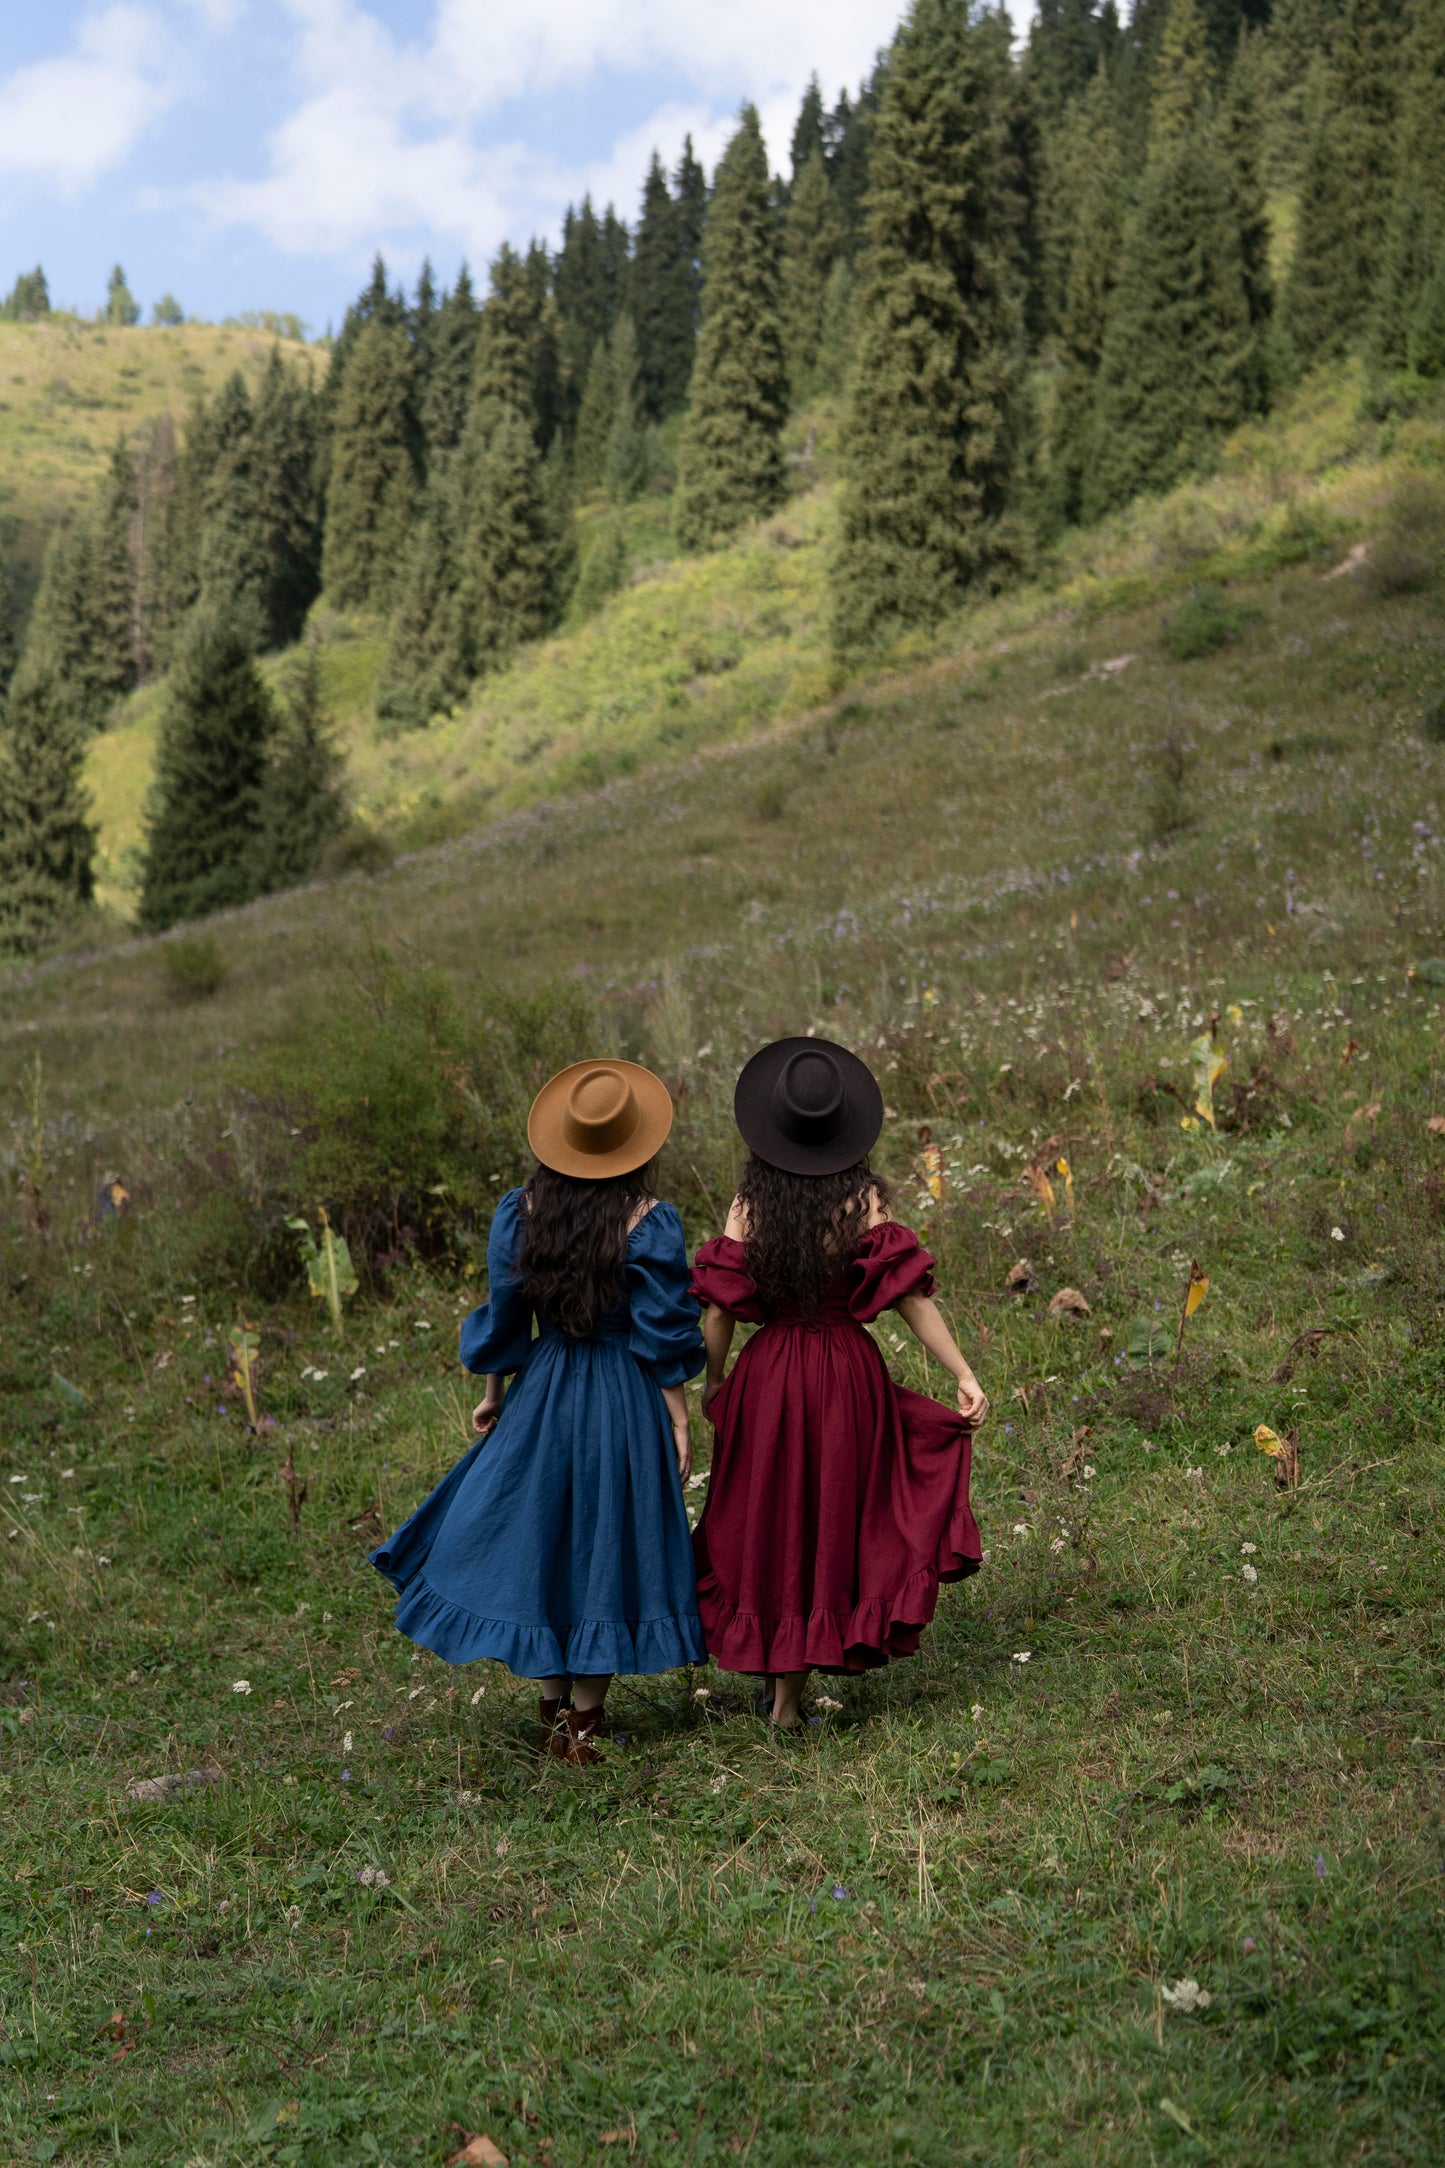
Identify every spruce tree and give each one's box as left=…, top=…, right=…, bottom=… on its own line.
left=1049, top=154, right=1126, bottom=525
left=1372, top=0, right=1445, bottom=372
left=674, top=106, right=789, bottom=551
left=422, top=265, right=480, bottom=458
left=22, top=442, right=138, bottom=735
left=1027, top=0, right=1116, bottom=128
left=812, top=260, right=856, bottom=395
left=105, top=265, right=139, bottom=327
left=1148, top=0, right=1214, bottom=159
left=138, top=612, right=276, bottom=932
left=604, top=313, right=653, bottom=502
left=411, top=258, right=438, bottom=423
left=1085, top=129, right=1254, bottom=516
left=196, top=371, right=268, bottom=644
left=373, top=468, right=470, bottom=731
left=792, top=77, right=828, bottom=180
left=1038, top=65, right=1120, bottom=335
left=782, top=149, right=843, bottom=400
left=0, top=660, right=95, bottom=954
left=600, top=207, right=631, bottom=326
left=1219, top=46, right=1275, bottom=408
left=250, top=350, right=323, bottom=647
left=257, top=642, right=346, bottom=889
left=321, top=320, right=419, bottom=611
left=4, top=266, right=49, bottom=320
left=831, top=0, right=1030, bottom=652
left=139, top=401, right=208, bottom=670
left=674, top=137, right=708, bottom=314
left=460, top=409, right=566, bottom=672
left=573, top=337, right=616, bottom=495
left=633, top=153, right=696, bottom=418
left=472, top=244, right=547, bottom=436
left=555, top=199, right=609, bottom=424
left=1283, top=0, right=1402, bottom=361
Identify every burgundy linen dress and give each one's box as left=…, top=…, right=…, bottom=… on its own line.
left=690, top=1222, right=982, bottom=1674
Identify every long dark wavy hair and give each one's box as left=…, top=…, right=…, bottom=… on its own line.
left=516, top=1160, right=656, bottom=1337
left=736, top=1152, right=890, bottom=1314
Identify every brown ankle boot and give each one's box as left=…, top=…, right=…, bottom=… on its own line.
left=549, top=1705, right=606, bottom=1766
left=538, top=1693, right=571, bottom=1751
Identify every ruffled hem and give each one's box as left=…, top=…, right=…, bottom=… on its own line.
left=380, top=1573, right=707, bottom=1678
left=695, top=1558, right=977, bottom=1675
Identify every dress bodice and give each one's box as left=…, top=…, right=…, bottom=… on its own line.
left=690, top=1220, right=937, bottom=1326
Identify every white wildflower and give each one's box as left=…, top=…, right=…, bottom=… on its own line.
left=1082, top=1464, right=1096, bottom=1480
left=349, top=1366, right=366, bottom=1383
left=469, top=1684, right=487, bottom=1705
left=1241, top=1563, right=1259, bottom=1584
left=494, top=1837, right=510, bottom=1858
left=1330, top=1227, right=1344, bottom=1242
left=1161, top=1978, right=1212, bottom=2012
left=1050, top=1537, right=1066, bottom=1555
left=231, top=1679, right=252, bottom=1695
left=342, top=1731, right=353, bottom=1753
left=1240, top=1542, right=1257, bottom=1555
left=1011, top=1650, right=1032, bottom=1665
left=970, top=1704, right=985, bottom=1723
left=710, top=1773, right=729, bottom=1794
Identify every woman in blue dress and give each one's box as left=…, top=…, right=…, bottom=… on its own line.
left=371, top=1059, right=706, bottom=1763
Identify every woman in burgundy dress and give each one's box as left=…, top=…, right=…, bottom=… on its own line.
left=691, top=1037, right=989, bottom=1730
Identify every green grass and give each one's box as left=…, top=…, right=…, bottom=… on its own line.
left=3, top=364, right=1445, bottom=2164
left=0, top=317, right=319, bottom=607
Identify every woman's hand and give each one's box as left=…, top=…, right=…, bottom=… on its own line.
left=955, top=1371, right=989, bottom=1428
left=472, top=1391, right=503, bottom=1437
left=672, top=1417, right=693, bottom=1483
left=701, top=1373, right=726, bottom=1417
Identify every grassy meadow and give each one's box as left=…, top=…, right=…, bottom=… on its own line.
left=2, top=363, right=1445, bottom=2164
left=0, top=318, right=318, bottom=609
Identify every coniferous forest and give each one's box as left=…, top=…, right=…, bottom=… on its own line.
left=2, top=0, right=1444, bottom=947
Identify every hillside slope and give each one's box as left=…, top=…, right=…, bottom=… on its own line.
left=0, top=316, right=319, bottom=605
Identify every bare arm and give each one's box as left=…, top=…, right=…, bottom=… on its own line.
left=472, top=1375, right=504, bottom=1435
left=661, top=1379, right=692, bottom=1481
left=702, top=1304, right=735, bottom=1413
left=895, top=1293, right=989, bottom=1428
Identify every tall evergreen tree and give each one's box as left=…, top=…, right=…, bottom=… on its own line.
left=422, top=265, right=480, bottom=458
left=1148, top=0, right=1214, bottom=158
left=1372, top=0, right=1445, bottom=372
left=674, top=106, right=789, bottom=551
left=604, top=312, right=653, bottom=502
left=195, top=371, right=268, bottom=644
left=321, top=320, right=419, bottom=611
left=1038, top=64, right=1121, bottom=333
left=555, top=199, right=609, bottom=424
left=139, top=402, right=208, bottom=670
left=573, top=337, right=616, bottom=495
left=782, top=149, right=843, bottom=399
left=1283, top=0, right=1402, bottom=360
left=812, top=260, right=856, bottom=395
left=373, top=467, right=470, bottom=731
left=139, top=612, right=276, bottom=931
left=472, top=244, right=548, bottom=437
left=460, top=409, right=569, bottom=672
left=1219, top=44, right=1275, bottom=405
left=673, top=137, right=708, bottom=315
left=792, top=76, right=828, bottom=179
left=832, top=0, right=1030, bottom=652
left=1026, top=0, right=1116, bottom=127
left=524, top=239, right=565, bottom=448
left=600, top=207, right=631, bottom=327
left=632, top=152, right=696, bottom=418
left=257, top=642, right=346, bottom=889
left=0, top=661, right=95, bottom=953
left=826, top=72, right=884, bottom=256
left=105, top=265, right=139, bottom=327
left=411, top=258, right=439, bottom=422
left=3, top=266, right=50, bottom=319
left=21, top=443, right=138, bottom=735
left=1049, top=147, right=1126, bottom=523
left=325, top=254, right=406, bottom=416
left=1085, top=129, right=1255, bottom=516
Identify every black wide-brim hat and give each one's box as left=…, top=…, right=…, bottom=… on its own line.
left=734, top=1036, right=884, bottom=1177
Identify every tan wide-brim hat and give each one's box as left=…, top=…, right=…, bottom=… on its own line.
left=527, top=1058, right=674, bottom=1179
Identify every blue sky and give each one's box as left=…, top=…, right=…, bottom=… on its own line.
left=0, top=1, right=1029, bottom=336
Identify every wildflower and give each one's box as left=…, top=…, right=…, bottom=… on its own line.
left=1011, top=1650, right=1032, bottom=1665
left=349, top=1367, right=366, bottom=1383
left=1314, top=1853, right=1327, bottom=1878
left=356, top=1865, right=390, bottom=1889
left=218, top=1899, right=231, bottom=1913
left=457, top=1791, right=481, bottom=1807
left=971, top=1704, right=985, bottom=1723
left=1240, top=1542, right=1257, bottom=1555
left=692, top=1686, right=711, bottom=1701
left=831, top=1884, right=848, bottom=1901
left=710, top=1773, right=729, bottom=1794
left=1330, top=1227, right=1344, bottom=1242
left=1050, top=1537, right=1066, bottom=1555
left=1161, top=1979, right=1211, bottom=2012
left=1186, top=1466, right=1203, bottom=1480
left=231, top=1679, right=252, bottom=1695
left=342, top=1731, right=353, bottom=1753
left=1215, top=1443, right=1232, bottom=1456
left=340, top=1769, right=351, bottom=1782
left=469, top=1685, right=486, bottom=1706
left=815, top=1694, right=843, bottom=1711
left=414, top=1321, right=433, bottom=1332
left=1012, top=1521, right=1030, bottom=1539
left=1241, top=1936, right=1256, bottom=1954
left=495, top=1837, right=510, bottom=1858
left=1082, top=1465, right=1096, bottom=1480
left=146, top=1890, right=164, bottom=1907
left=1241, top=1564, right=1258, bottom=1584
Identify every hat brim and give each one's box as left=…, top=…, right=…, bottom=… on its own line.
left=527, top=1059, right=674, bottom=1179
left=733, top=1036, right=884, bottom=1177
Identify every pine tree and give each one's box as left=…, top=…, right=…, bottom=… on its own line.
left=632, top=152, right=695, bottom=419
left=422, top=265, right=480, bottom=458
left=555, top=199, right=609, bottom=425
left=792, top=76, right=828, bottom=180
left=257, top=642, right=346, bottom=889
left=321, top=320, right=419, bottom=611
left=601, top=207, right=631, bottom=327
left=832, top=0, right=1030, bottom=652
left=826, top=73, right=883, bottom=256
left=1219, top=45, right=1275, bottom=407
left=460, top=409, right=567, bottom=672
left=674, top=106, right=789, bottom=551
left=1148, top=0, right=1214, bottom=159
left=605, top=312, right=653, bottom=502
left=411, top=258, right=438, bottom=422
left=1026, top=0, right=1116, bottom=128
left=1049, top=153, right=1126, bottom=524
left=674, top=137, right=708, bottom=314
left=1085, top=129, right=1255, bottom=516
left=782, top=149, right=843, bottom=399
left=138, top=612, right=276, bottom=932
left=1373, top=0, right=1445, bottom=372
left=573, top=337, right=616, bottom=496
left=472, top=244, right=546, bottom=436
left=813, top=260, right=856, bottom=395
left=196, top=371, right=268, bottom=644
left=373, top=468, right=470, bottom=732
left=1038, top=64, right=1119, bottom=333
left=1283, top=0, right=1402, bottom=361
left=21, top=442, right=138, bottom=734
left=105, top=265, right=139, bottom=327
left=572, top=514, right=629, bottom=620
left=3, top=266, right=49, bottom=320
left=0, top=660, right=95, bottom=954
left=139, top=401, right=208, bottom=670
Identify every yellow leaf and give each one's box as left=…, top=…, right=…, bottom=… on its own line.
left=1226, top=1004, right=1244, bottom=1025
left=1254, top=1423, right=1284, bottom=1457
left=1184, top=1269, right=1209, bottom=1317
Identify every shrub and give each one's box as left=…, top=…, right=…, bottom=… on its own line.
left=159, top=934, right=225, bottom=1003
left=1161, top=584, right=1261, bottom=660
left=319, top=824, right=395, bottom=879
left=1362, top=476, right=1445, bottom=599
left=236, top=947, right=597, bottom=1266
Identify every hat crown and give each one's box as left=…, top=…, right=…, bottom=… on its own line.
left=563, top=1067, right=638, bottom=1157
left=772, top=1048, right=845, bottom=1142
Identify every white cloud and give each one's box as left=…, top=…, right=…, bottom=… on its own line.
left=189, top=0, right=904, bottom=266
left=0, top=5, right=180, bottom=195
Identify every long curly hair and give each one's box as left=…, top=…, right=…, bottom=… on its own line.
left=517, top=1160, right=656, bottom=1336
left=736, top=1152, right=889, bottom=1314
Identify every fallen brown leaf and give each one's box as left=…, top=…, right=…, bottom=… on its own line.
left=1427, top=1114, right=1445, bottom=1136
left=448, top=2138, right=508, bottom=2167
left=1005, top=1259, right=1038, bottom=1294
left=1048, top=1287, right=1091, bottom=1319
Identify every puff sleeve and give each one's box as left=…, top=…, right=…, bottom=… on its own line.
left=626, top=1203, right=706, bottom=1386
left=458, top=1191, right=536, bottom=1375
left=689, top=1235, right=768, bottom=1324
left=846, top=1222, right=937, bottom=1322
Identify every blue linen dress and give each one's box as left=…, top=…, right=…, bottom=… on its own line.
left=371, top=1190, right=707, bottom=1676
